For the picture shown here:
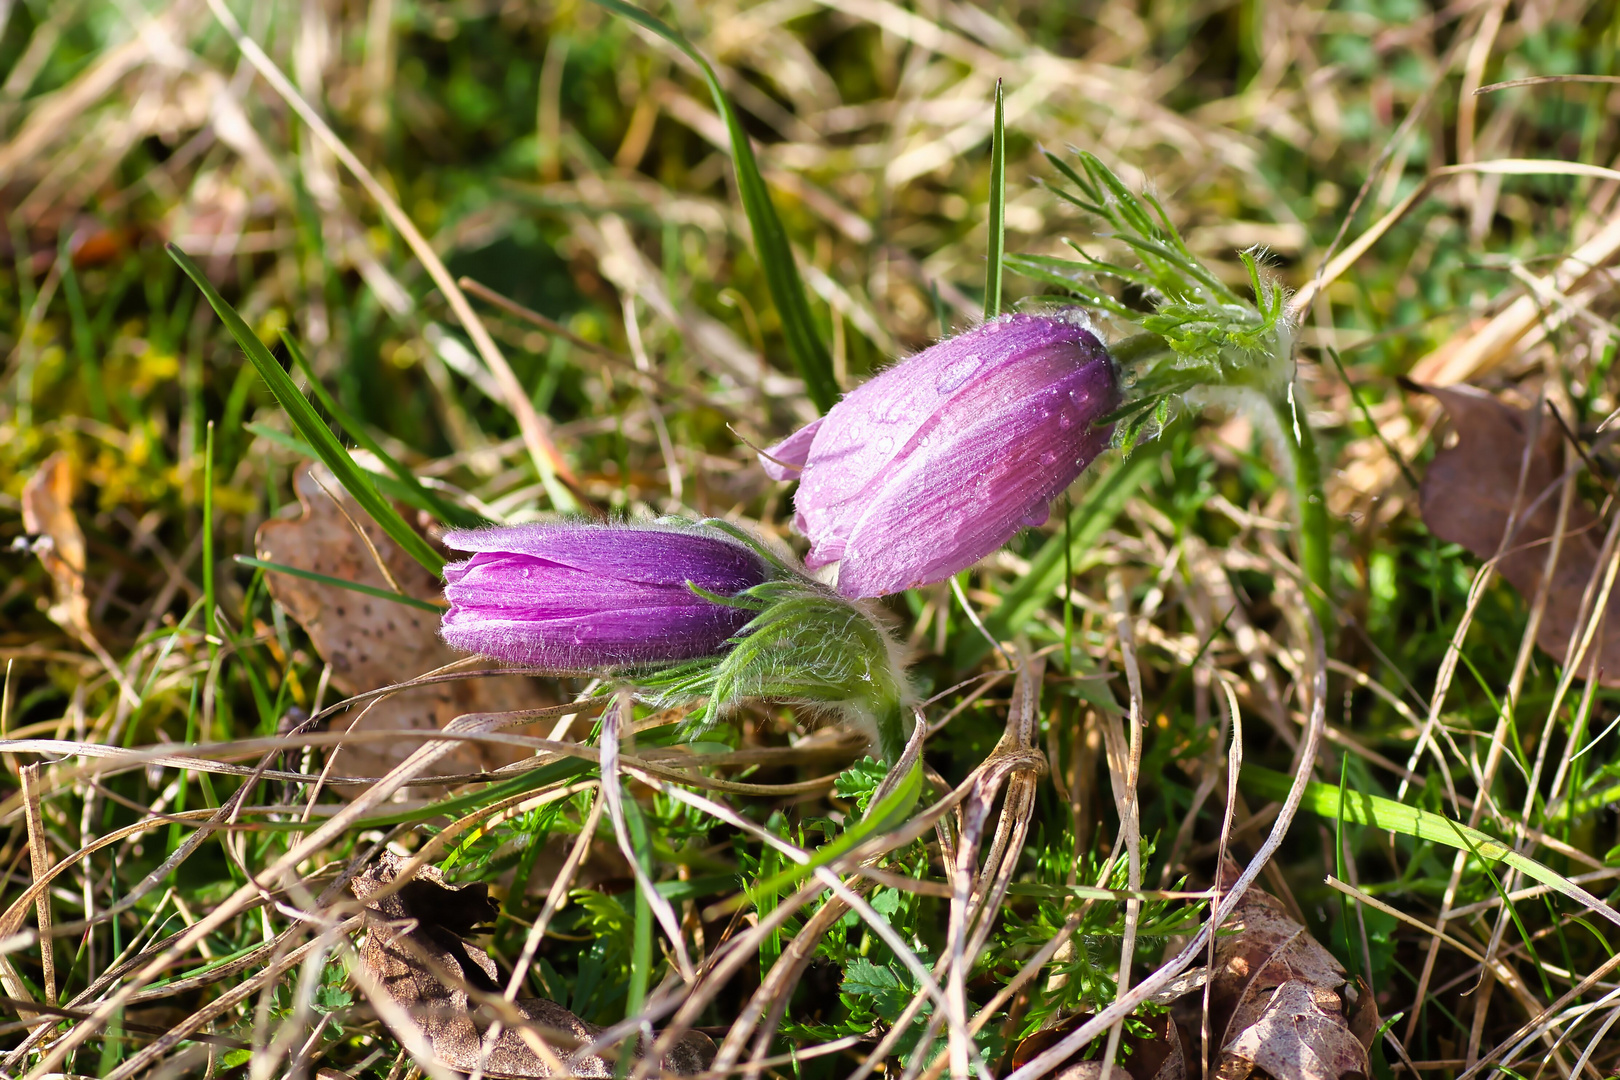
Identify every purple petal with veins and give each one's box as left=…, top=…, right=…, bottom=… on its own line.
left=759, top=313, right=1118, bottom=597
left=439, top=523, right=769, bottom=668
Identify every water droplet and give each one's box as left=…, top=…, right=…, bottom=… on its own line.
left=1039, top=450, right=1059, bottom=467
left=876, top=435, right=895, bottom=456
left=935, top=354, right=982, bottom=395
left=1021, top=505, right=1050, bottom=528
left=1057, top=409, right=1075, bottom=430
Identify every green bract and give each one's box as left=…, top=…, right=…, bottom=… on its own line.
left=1009, top=151, right=1331, bottom=626
left=635, top=520, right=914, bottom=763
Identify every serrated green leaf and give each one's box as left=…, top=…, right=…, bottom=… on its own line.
left=841, top=956, right=903, bottom=996
left=834, top=756, right=887, bottom=815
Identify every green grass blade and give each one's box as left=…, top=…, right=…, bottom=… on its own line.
left=956, top=452, right=1158, bottom=668
left=62, top=233, right=109, bottom=423
left=725, top=760, right=924, bottom=907
left=167, top=243, right=445, bottom=576
left=984, top=78, right=1005, bottom=320
left=1242, top=766, right=1620, bottom=929
left=242, top=423, right=457, bottom=519
left=588, top=0, right=839, bottom=413
left=203, top=423, right=217, bottom=645
left=1335, top=754, right=1359, bottom=980
left=233, top=556, right=445, bottom=614
left=281, top=333, right=485, bottom=529
left=621, top=790, right=655, bottom=1026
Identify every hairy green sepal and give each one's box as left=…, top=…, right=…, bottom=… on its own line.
left=629, top=526, right=910, bottom=763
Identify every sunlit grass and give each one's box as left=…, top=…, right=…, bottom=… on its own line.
left=1, top=0, right=1619, bottom=1076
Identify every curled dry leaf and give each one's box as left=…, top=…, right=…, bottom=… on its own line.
left=1207, top=864, right=1369, bottom=1080
left=1417, top=383, right=1620, bottom=683
left=20, top=452, right=91, bottom=641
left=351, top=853, right=714, bottom=1078
left=1345, top=978, right=1380, bottom=1052
left=1009, top=1013, right=1190, bottom=1080
left=256, top=464, right=551, bottom=784
left=1214, top=982, right=1369, bottom=1080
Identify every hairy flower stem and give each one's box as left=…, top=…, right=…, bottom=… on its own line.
left=1271, top=390, right=1333, bottom=631
left=1116, top=332, right=1333, bottom=629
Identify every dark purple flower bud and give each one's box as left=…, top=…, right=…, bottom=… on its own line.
left=761, top=313, right=1118, bottom=598
left=440, top=523, right=770, bottom=669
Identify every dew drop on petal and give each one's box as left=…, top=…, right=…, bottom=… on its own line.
left=936, top=354, right=983, bottom=395
left=1038, top=450, right=1060, bottom=467
left=876, top=435, right=895, bottom=456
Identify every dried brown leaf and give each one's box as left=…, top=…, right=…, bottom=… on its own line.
left=1346, top=978, right=1380, bottom=1051
left=256, top=464, right=550, bottom=784
left=351, top=853, right=713, bottom=1078
left=21, top=452, right=90, bottom=640
left=1215, top=981, right=1369, bottom=1080
left=1009, top=1013, right=1190, bottom=1080
left=1417, top=384, right=1620, bottom=682
left=1206, top=865, right=1369, bottom=1080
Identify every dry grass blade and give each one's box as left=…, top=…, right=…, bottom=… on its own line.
left=19, top=706, right=547, bottom=1078
left=18, top=764, right=53, bottom=1011
left=1006, top=604, right=1327, bottom=1080
left=1476, top=74, right=1620, bottom=94
left=9, top=0, right=1620, bottom=1074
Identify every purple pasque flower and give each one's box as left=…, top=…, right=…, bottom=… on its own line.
left=440, top=522, right=770, bottom=669
left=761, top=312, right=1118, bottom=598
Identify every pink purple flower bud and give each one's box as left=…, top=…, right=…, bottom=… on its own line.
left=440, top=523, right=770, bottom=669
left=760, top=313, right=1118, bottom=598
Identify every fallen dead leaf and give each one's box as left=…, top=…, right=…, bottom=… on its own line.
left=351, top=853, right=713, bottom=1078
left=256, top=463, right=550, bottom=785
left=1416, top=383, right=1620, bottom=683
left=20, top=452, right=90, bottom=640
left=1205, top=863, right=1369, bottom=1080
left=1214, top=981, right=1370, bottom=1080
left=19, top=452, right=138, bottom=707
left=1009, top=1012, right=1190, bottom=1080
left=1345, top=977, right=1380, bottom=1052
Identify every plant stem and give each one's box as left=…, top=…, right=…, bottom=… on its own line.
left=1272, top=389, right=1332, bottom=631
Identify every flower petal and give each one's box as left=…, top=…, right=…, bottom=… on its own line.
left=833, top=360, right=1116, bottom=597
left=759, top=417, right=823, bottom=481
left=794, top=315, right=1104, bottom=565
left=441, top=603, right=752, bottom=667
left=442, top=523, right=766, bottom=593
